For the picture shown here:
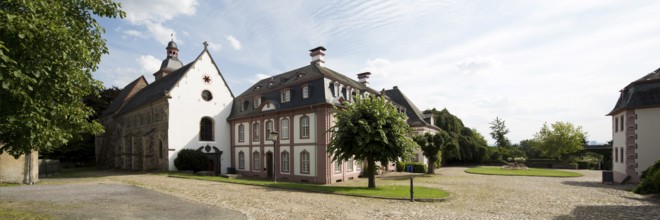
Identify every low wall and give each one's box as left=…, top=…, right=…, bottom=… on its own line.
left=0, top=151, right=39, bottom=184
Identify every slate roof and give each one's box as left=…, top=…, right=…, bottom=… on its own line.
left=118, top=62, right=193, bottom=115
left=383, top=86, right=438, bottom=129
left=229, top=64, right=380, bottom=119
left=608, top=67, right=660, bottom=115
left=102, top=76, right=146, bottom=116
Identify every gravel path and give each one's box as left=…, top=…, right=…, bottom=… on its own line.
left=106, top=167, right=659, bottom=219
left=2, top=167, right=658, bottom=219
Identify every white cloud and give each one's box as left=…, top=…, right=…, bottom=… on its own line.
left=138, top=55, right=161, bottom=74
left=227, top=35, right=242, bottom=50
left=250, top=73, right=271, bottom=83
left=456, top=56, right=502, bottom=75
left=117, top=0, right=198, bottom=43
left=206, top=42, right=221, bottom=51
left=123, top=29, right=146, bottom=38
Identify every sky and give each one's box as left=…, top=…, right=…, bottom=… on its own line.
left=94, top=0, right=660, bottom=145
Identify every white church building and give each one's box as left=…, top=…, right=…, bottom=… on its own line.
left=96, top=41, right=234, bottom=173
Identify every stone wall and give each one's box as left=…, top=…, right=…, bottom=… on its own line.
left=0, top=149, right=39, bottom=184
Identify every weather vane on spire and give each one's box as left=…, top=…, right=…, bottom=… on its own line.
left=170, top=33, right=174, bottom=41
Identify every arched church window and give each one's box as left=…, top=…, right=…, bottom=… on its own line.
left=200, top=117, right=214, bottom=141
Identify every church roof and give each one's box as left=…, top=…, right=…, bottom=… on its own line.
left=102, top=76, right=146, bottom=116
left=118, top=62, right=194, bottom=115
left=383, top=86, right=438, bottom=129
left=608, top=67, right=660, bottom=115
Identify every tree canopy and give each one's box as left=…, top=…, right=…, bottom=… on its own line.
left=533, top=121, right=588, bottom=160
left=489, top=117, right=511, bottom=148
left=425, top=108, right=490, bottom=164
left=328, top=94, right=415, bottom=188
left=413, top=131, right=448, bottom=174
left=0, top=0, right=125, bottom=158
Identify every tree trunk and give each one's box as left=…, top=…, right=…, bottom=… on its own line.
left=23, top=151, right=33, bottom=184
left=427, top=159, right=435, bottom=174
left=367, top=157, right=376, bottom=188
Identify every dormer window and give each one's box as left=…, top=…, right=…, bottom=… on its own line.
left=254, top=96, right=261, bottom=108
left=281, top=89, right=291, bottom=103
left=302, top=85, right=310, bottom=99
left=241, top=100, right=249, bottom=112
left=333, top=82, right=341, bottom=98
left=346, top=86, right=351, bottom=101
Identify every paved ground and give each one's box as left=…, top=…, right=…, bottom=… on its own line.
left=0, top=179, right=245, bottom=219
left=1, top=167, right=658, bottom=219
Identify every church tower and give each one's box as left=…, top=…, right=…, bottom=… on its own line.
left=153, top=40, right=184, bottom=80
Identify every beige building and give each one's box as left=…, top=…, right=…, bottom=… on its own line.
left=608, top=68, right=660, bottom=183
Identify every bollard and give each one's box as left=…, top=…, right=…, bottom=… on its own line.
left=410, top=177, right=414, bottom=202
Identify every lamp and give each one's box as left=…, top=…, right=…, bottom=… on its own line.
left=270, top=130, right=278, bottom=182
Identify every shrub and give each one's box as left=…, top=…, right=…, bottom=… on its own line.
left=174, top=149, right=208, bottom=172
left=396, top=161, right=405, bottom=172
left=396, top=161, right=427, bottom=173
left=633, top=159, right=660, bottom=194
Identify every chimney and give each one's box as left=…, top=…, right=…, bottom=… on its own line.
left=357, top=72, right=371, bottom=85
left=423, top=112, right=435, bottom=126
left=309, top=46, right=326, bottom=67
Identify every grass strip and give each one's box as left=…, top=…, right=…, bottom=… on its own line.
left=168, top=173, right=449, bottom=199
left=465, top=166, right=582, bottom=177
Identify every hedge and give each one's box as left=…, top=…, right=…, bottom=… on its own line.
left=174, top=149, right=208, bottom=172
left=396, top=161, right=427, bottom=173
left=633, top=159, right=660, bottom=194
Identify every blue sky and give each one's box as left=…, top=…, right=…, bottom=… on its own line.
left=94, top=0, right=660, bottom=145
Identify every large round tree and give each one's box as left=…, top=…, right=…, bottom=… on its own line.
left=0, top=0, right=125, bottom=183
left=328, top=94, right=415, bottom=188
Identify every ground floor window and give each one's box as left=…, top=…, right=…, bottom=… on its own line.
left=238, top=151, right=245, bottom=169
left=281, top=151, right=290, bottom=173
left=301, top=150, right=310, bottom=174
left=334, top=161, right=341, bottom=173
left=347, top=158, right=354, bottom=172
left=253, top=151, right=260, bottom=170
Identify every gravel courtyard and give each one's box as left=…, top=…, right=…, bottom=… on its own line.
left=2, top=167, right=658, bottom=219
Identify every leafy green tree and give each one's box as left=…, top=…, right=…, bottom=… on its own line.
left=42, top=87, right=120, bottom=165
left=489, top=117, right=511, bottom=148
left=328, top=94, right=416, bottom=188
left=413, top=131, right=449, bottom=174
left=533, top=121, right=588, bottom=160
left=518, top=139, right=542, bottom=159
left=0, top=0, right=124, bottom=183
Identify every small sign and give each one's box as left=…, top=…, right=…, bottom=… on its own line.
left=168, top=148, right=176, bottom=151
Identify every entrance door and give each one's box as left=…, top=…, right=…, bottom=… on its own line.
left=208, top=159, right=215, bottom=171
left=266, top=152, right=273, bottom=178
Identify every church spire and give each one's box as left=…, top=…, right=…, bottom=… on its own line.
left=154, top=37, right=183, bottom=81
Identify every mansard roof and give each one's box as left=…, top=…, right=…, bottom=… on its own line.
left=229, top=64, right=380, bottom=119
left=608, top=67, right=660, bottom=115
left=383, top=86, right=438, bottom=129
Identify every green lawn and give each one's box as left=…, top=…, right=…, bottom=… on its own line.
left=168, top=173, right=449, bottom=199
left=0, top=182, right=21, bottom=187
left=465, top=166, right=582, bottom=177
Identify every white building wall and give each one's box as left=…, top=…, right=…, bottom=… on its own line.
left=167, top=51, right=233, bottom=171
left=293, top=113, right=316, bottom=144
left=294, top=145, right=316, bottom=176
left=612, top=112, right=627, bottom=176
left=635, top=108, right=660, bottom=174
left=235, top=147, right=250, bottom=171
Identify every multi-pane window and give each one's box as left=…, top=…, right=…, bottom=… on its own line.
left=281, top=151, right=290, bottom=173
left=280, top=118, right=289, bottom=139
left=238, top=124, right=245, bottom=142
left=356, top=160, right=362, bottom=171
left=300, top=116, right=310, bottom=139
left=238, top=151, right=245, bottom=169
left=266, top=120, right=273, bottom=140
left=200, top=117, right=213, bottom=141
left=302, top=86, right=309, bottom=99
left=254, top=96, right=261, bottom=108
left=281, top=90, right=291, bottom=103
left=615, top=117, right=619, bottom=132
left=334, top=161, right=341, bottom=173
left=253, top=151, right=260, bottom=170
left=301, top=150, right=310, bottom=174
left=347, top=158, right=354, bottom=172
left=253, top=122, right=260, bottom=142
left=620, top=115, right=624, bottom=132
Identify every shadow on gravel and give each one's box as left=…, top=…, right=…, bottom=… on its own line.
left=554, top=204, right=660, bottom=220
left=376, top=173, right=430, bottom=180
left=560, top=181, right=636, bottom=191
left=43, top=167, right=157, bottom=179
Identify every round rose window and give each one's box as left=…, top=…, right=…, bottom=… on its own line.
left=202, top=90, right=213, bottom=101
